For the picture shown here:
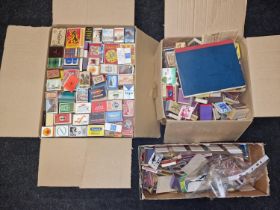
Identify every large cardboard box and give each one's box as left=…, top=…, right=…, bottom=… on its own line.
left=154, top=0, right=280, bottom=143
left=139, top=143, right=270, bottom=200
left=0, top=0, right=161, bottom=188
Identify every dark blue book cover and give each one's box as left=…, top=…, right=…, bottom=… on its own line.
left=175, top=40, right=245, bottom=97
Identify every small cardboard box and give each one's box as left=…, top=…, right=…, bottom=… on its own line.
left=139, top=143, right=270, bottom=200
left=0, top=0, right=161, bottom=188
left=154, top=0, right=280, bottom=143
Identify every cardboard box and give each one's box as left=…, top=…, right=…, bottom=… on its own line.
left=139, top=143, right=270, bottom=200
left=154, top=0, right=280, bottom=143
left=0, top=0, right=161, bottom=188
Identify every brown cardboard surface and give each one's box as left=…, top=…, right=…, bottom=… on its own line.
left=134, top=29, right=161, bottom=138
left=53, top=0, right=134, bottom=26
left=142, top=190, right=267, bottom=200
left=248, top=143, right=270, bottom=195
left=246, top=35, right=280, bottom=117
left=38, top=138, right=132, bottom=188
left=80, top=138, right=132, bottom=188
left=239, top=37, right=255, bottom=118
left=139, top=143, right=269, bottom=200
left=38, top=138, right=87, bottom=187
left=154, top=41, right=166, bottom=121
left=164, top=120, right=252, bottom=143
left=165, top=0, right=247, bottom=38
left=0, top=26, right=50, bottom=137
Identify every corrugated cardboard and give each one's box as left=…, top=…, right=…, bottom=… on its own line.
left=156, top=0, right=280, bottom=143
left=0, top=0, right=160, bottom=189
left=38, top=138, right=132, bottom=188
left=0, top=26, right=50, bottom=137
left=139, top=143, right=269, bottom=200
left=38, top=139, right=87, bottom=187
left=80, top=139, right=131, bottom=188
left=165, top=0, right=247, bottom=38
left=246, top=35, right=280, bottom=117
left=135, top=29, right=160, bottom=138
left=53, top=0, right=134, bottom=26
left=164, top=120, right=252, bottom=143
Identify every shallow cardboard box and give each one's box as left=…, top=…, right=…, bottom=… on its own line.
left=154, top=0, right=280, bottom=143
left=0, top=0, right=161, bottom=188
left=139, top=143, right=269, bottom=200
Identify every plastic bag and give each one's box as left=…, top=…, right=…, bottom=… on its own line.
left=192, top=154, right=269, bottom=198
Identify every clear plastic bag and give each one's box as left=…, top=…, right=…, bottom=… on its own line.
left=191, top=154, right=269, bottom=198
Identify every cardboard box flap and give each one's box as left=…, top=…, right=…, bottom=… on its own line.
left=164, top=0, right=247, bottom=38
left=53, top=0, right=135, bottom=26
left=80, top=138, right=132, bottom=188
left=246, top=35, right=280, bottom=117
left=0, top=26, right=50, bottom=138
left=134, top=29, right=161, bottom=138
left=38, top=138, right=132, bottom=188
left=38, top=138, right=88, bottom=187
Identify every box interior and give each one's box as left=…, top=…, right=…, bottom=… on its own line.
left=41, top=24, right=161, bottom=139
left=41, top=25, right=138, bottom=138
left=154, top=35, right=254, bottom=143
left=139, top=143, right=269, bottom=200
left=42, top=25, right=160, bottom=139
left=156, top=36, right=254, bottom=121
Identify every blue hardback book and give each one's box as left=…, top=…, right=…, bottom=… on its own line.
left=175, top=40, right=245, bottom=97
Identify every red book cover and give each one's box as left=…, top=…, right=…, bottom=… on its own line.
left=175, top=39, right=234, bottom=53
left=104, top=44, right=119, bottom=64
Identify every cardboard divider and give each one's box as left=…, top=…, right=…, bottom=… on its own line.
left=139, top=143, right=269, bottom=200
